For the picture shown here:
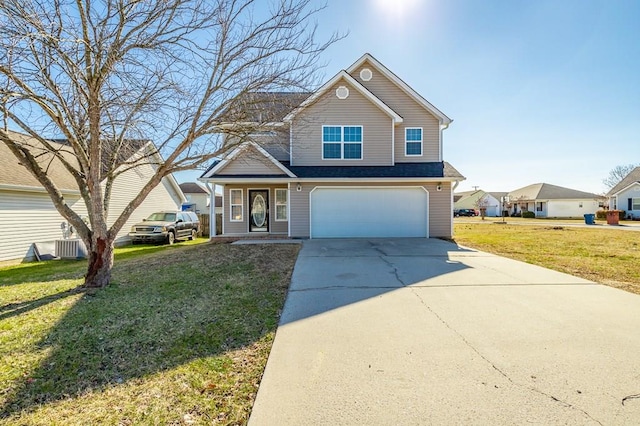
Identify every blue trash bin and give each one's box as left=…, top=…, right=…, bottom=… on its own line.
left=583, top=214, right=595, bottom=225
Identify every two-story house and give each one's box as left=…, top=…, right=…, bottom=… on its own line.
left=199, top=54, right=465, bottom=238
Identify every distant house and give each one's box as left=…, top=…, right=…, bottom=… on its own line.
left=0, top=130, right=186, bottom=262
left=454, top=190, right=506, bottom=217
left=508, top=183, right=601, bottom=217
left=606, top=166, right=640, bottom=218
left=200, top=53, right=465, bottom=238
left=179, top=182, right=222, bottom=215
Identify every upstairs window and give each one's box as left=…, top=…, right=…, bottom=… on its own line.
left=405, top=128, right=423, bottom=156
left=322, top=126, right=362, bottom=160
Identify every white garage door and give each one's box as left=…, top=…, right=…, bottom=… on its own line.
left=310, top=187, right=428, bottom=238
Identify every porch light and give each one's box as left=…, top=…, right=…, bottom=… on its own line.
left=296, top=183, right=302, bottom=192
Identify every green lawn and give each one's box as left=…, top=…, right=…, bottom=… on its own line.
left=0, top=239, right=299, bottom=425
left=454, top=223, right=640, bottom=295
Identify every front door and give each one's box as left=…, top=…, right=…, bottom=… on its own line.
left=249, top=190, right=269, bottom=232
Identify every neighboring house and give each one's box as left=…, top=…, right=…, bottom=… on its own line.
left=508, top=183, right=601, bottom=217
left=0, top=131, right=186, bottom=262
left=200, top=53, right=465, bottom=238
left=606, top=166, right=640, bottom=218
left=179, top=182, right=223, bottom=215
left=454, top=190, right=505, bottom=216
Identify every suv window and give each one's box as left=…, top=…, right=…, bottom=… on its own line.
left=148, top=212, right=176, bottom=222
left=184, top=211, right=198, bottom=222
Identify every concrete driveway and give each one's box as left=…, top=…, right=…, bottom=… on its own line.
left=249, top=238, right=640, bottom=425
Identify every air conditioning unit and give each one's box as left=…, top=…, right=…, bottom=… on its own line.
left=55, top=239, right=88, bottom=259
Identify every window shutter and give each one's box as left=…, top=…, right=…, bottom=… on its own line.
left=629, top=198, right=633, bottom=210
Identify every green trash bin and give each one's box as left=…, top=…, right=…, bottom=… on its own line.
left=583, top=214, right=595, bottom=225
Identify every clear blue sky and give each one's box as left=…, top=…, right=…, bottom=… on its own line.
left=179, top=0, right=640, bottom=195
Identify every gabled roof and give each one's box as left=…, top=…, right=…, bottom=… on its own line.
left=0, top=131, right=80, bottom=193
left=0, top=130, right=186, bottom=203
left=179, top=182, right=209, bottom=194
left=346, top=53, right=452, bottom=125
left=201, top=141, right=296, bottom=178
left=606, top=166, right=640, bottom=197
left=218, top=92, right=311, bottom=124
left=488, top=191, right=508, bottom=201
left=509, top=183, right=600, bottom=201
left=283, top=70, right=403, bottom=124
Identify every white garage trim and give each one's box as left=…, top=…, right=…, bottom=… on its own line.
left=309, top=186, right=429, bottom=238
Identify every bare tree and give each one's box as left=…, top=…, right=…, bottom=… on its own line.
left=0, top=0, right=340, bottom=288
left=603, top=164, right=638, bottom=191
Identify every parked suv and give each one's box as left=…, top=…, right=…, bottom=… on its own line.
left=454, top=209, right=477, bottom=217
left=129, top=211, right=200, bottom=245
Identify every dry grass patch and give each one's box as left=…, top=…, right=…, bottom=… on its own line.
left=454, top=224, right=640, bottom=295
left=0, top=241, right=299, bottom=425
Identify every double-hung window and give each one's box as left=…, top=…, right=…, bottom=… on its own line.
left=405, top=128, right=423, bottom=156
left=230, top=189, right=243, bottom=221
left=322, top=125, right=362, bottom=160
left=632, top=198, right=640, bottom=210
left=275, top=189, right=288, bottom=221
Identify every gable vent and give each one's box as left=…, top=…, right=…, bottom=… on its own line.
left=360, top=68, right=372, bottom=81
left=336, top=86, right=349, bottom=99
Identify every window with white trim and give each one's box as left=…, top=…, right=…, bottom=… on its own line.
left=275, top=189, right=288, bottom=221
left=322, top=125, right=362, bottom=160
left=632, top=198, right=640, bottom=210
left=230, top=189, right=243, bottom=221
left=405, top=128, right=423, bottom=156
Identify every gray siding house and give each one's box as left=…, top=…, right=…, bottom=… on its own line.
left=200, top=54, right=465, bottom=238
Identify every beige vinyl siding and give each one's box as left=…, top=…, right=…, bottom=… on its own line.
left=0, top=190, right=87, bottom=262
left=352, top=61, right=441, bottom=162
left=218, top=147, right=286, bottom=175
left=292, top=79, right=393, bottom=166
left=102, top=161, right=184, bottom=244
left=289, top=181, right=452, bottom=238
left=426, top=181, right=452, bottom=238
left=0, top=157, right=182, bottom=262
left=222, top=184, right=288, bottom=235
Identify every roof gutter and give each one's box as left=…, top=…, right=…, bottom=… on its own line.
left=0, top=183, right=80, bottom=195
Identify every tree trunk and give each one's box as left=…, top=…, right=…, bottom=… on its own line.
left=83, top=237, right=115, bottom=288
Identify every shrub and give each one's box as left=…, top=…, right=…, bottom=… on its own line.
left=511, top=212, right=521, bottom=217
left=522, top=211, right=536, bottom=218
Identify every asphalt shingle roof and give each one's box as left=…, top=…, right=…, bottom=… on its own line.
left=282, top=162, right=445, bottom=179
left=509, top=183, right=601, bottom=200
left=219, top=92, right=311, bottom=123
left=0, top=131, right=79, bottom=191
left=606, top=167, right=640, bottom=196
left=179, top=182, right=208, bottom=194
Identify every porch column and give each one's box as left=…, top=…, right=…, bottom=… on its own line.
left=205, top=182, right=215, bottom=237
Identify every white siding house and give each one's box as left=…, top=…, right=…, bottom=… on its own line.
left=0, top=132, right=186, bottom=263
left=606, top=167, right=640, bottom=219
left=508, top=183, right=602, bottom=218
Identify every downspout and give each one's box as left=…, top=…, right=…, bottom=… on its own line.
left=439, top=122, right=450, bottom=162
left=205, top=181, right=215, bottom=238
